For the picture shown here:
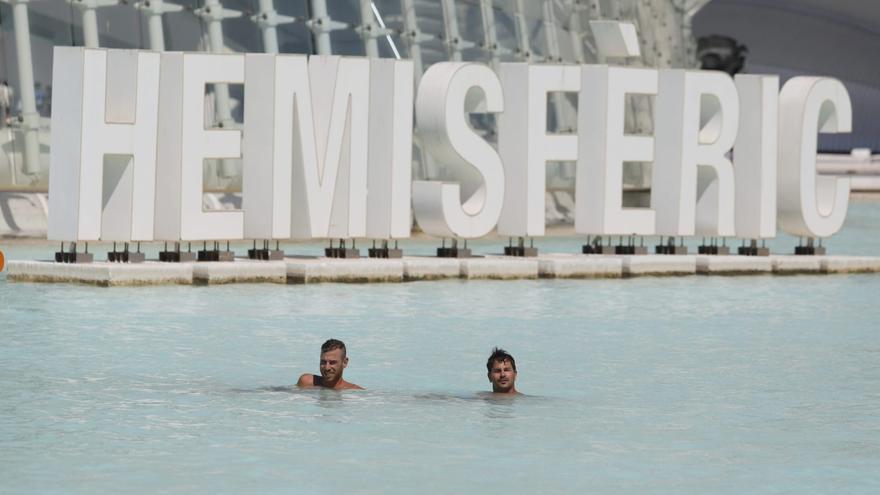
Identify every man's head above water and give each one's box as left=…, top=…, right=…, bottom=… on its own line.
left=297, top=338, right=363, bottom=390
left=321, top=338, right=346, bottom=358
left=318, top=338, right=347, bottom=382
left=486, top=347, right=518, bottom=394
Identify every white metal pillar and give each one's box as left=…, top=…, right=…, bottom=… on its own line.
left=194, top=0, right=242, bottom=178
left=308, top=0, right=348, bottom=55
left=358, top=0, right=379, bottom=57
left=511, top=0, right=534, bottom=62
left=585, top=0, right=602, bottom=62
left=253, top=0, right=294, bottom=54
left=568, top=0, right=586, bottom=64
left=8, top=0, right=40, bottom=176
left=542, top=0, right=563, bottom=63
left=541, top=1, right=567, bottom=123
left=478, top=0, right=507, bottom=71
left=400, top=0, right=427, bottom=84
left=400, top=0, right=432, bottom=180
left=81, top=6, right=98, bottom=47
left=440, top=0, right=473, bottom=62
left=135, top=0, right=183, bottom=51
left=68, top=0, right=119, bottom=48
left=369, top=2, right=401, bottom=59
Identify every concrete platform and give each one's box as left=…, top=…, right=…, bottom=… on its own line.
left=460, top=256, right=539, bottom=280
left=537, top=254, right=623, bottom=278
left=5, top=254, right=880, bottom=286
left=402, top=256, right=461, bottom=281
left=770, top=255, right=823, bottom=274
left=696, top=255, right=773, bottom=275
left=822, top=256, right=880, bottom=273
left=285, top=257, right=404, bottom=284
left=622, top=255, right=697, bottom=277
left=6, top=260, right=193, bottom=286
left=192, top=259, right=286, bottom=285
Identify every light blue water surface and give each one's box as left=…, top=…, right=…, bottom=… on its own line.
left=1, top=202, right=879, bottom=494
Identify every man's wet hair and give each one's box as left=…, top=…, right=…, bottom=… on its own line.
left=486, top=347, right=516, bottom=372
left=321, top=338, right=347, bottom=357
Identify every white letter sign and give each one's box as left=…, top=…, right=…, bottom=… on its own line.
left=154, top=53, right=244, bottom=242
left=576, top=65, right=657, bottom=236
left=497, top=63, right=579, bottom=237
left=778, top=77, right=852, bottom=238
left=48, top=47, right=160, bottom=242
left=413, top=62, right=505, bottom=238
left=734, top=74, right=779, bottom=239
left=653, top=70, right=739, bottom=237
left=45, top=47, right=857, bottom=248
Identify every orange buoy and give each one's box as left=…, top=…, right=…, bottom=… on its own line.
left=0, top=250, right=4, bottom=272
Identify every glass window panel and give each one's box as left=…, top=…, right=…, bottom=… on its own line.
left=164, top=2, right=205, bottom=52
left=94, top=5, right=143, bottom=49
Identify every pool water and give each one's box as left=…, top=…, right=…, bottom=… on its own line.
left=1, top=202, right=879, bottom=494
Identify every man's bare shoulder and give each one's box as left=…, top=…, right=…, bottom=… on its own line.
left=296, top=373, right=317, bottom=388
left=341, top=381, right=365, bottom=390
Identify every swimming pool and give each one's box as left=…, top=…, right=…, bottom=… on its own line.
left=1, top=202, right=879, bottom=493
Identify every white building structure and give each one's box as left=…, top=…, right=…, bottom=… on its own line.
left=0, top=0, right=875, bottom=237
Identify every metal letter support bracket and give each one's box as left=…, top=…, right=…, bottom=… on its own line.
left=55, top=242, right=94, bottom=263
left=437, top=238, right=471, bottom=258
left=248, top=240, right=285, bottom=260
left=697, top=238, right=730, bottom=255
left=368, top=240, right=402, bottom=259
left=325, top=239, right=361, bottom=259
left=159, top=242, right=197, bottom=262
left=504, top=237, right=538, bottom=257
left=738, top=239, right=770, bottom=256
left=654, top=237, right=689, bottom=255
left=794, top=237, right=826, bottom=256
left=107, top=242, right=145, bottom=263
left=584, top=236, right=648, bottom=255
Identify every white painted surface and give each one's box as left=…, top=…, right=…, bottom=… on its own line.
left=413, top=62, right=505, bottom=238
left=296, top=56, right=370, bottom=239
left=778, top=77, right=852, bottom=238
left=154, top=53, right=245, bottom=242
left=366, top=58, right=414, bottom=240
left=48, top=48, right=160, bottom=242
left=241, top=53, right=280, bottom=240
left=653, top=70, right=738, bottom=237
left=243, top=55, right=372, bottom=241
left=577, top=66, right=657, bottom=236
left=497, top=64, right=579, bottom=237
left=734, top=75, right=779, bottom=239
left=179, top=54, right=244, bottom=240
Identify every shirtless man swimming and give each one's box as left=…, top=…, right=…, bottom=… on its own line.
left=297, top=339, right=364, bottom=390
left=486, top=347, right=519, bottom=395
